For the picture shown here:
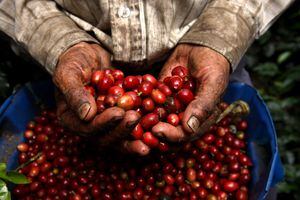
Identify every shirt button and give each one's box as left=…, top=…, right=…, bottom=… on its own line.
left=118, top=5, right=131, bottom=18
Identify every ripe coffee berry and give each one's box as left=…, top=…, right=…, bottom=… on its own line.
left=171, top=66, right=189, bottom=78
left=123, top=76, right=139, bottom=90
left=167, top=114, right=180, bottom=126
left=143, top=132, right=159, bottom=148
left=140, top=113, right=159, bottom=130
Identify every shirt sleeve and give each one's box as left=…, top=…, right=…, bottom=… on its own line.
left=179, top=0, right=294, bottom=71
left=0, top=0, right=98, bottom=74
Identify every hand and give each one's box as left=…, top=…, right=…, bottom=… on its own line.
left=53, top=42, right=140, bottom=144
left=151, top=44, right=230, bottom=142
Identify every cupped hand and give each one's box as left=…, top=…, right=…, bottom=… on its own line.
left=152, top=44, right=230, bottom=142
left=53, top=42, right=140, bottom=144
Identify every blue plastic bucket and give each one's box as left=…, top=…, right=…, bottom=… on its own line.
left=0, top=80, right=284, bottom=199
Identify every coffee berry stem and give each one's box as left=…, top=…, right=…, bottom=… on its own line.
left=15, top=152, right=43, bottom=172
left=216, top=100, right=250, bottom=124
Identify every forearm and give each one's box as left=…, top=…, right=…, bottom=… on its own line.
left=179, top=0, right=294, bottom=71
left=0, top=0, right=98, bottom=74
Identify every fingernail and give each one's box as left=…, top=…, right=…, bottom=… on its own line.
left=155, top=132, right=164, bottom=138
left=187, top=115, right=200, bottom=134
left=112, top=116, right=123, bottom=122
left=126, top=121, right=138, bottom=129
left=78, top=103, right=91, bottom=120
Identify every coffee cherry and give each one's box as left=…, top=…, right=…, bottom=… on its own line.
left=142, top=74, right=157, bottom=87
left=104, top=94, right=118, bottom=107
left=131, top=124, right=144, bottom=140
left=178, top=184, right=190, bottom=195
left=133, top=188, right=144, bottom=199
left=157, top=84, right=172, bottom=96
left=197, top=187, right=208, bottom=199
left=140, top=113, right=159, bottom=130
left=222, top=180, right=239, bottom=192
left=186, top=168, right=196, bottom=182
left=126, top=91, right=142, bottom=108
left=142, top=98, right=155, bottom=112
left=138, top=81, right=154, bottom=96
left=171, top=66, right=188, bottom=78
left=96, top=100, right=106, bottom=113
left=108, top=86, right=125, bottom=98
left=143, top=132, right=159, bottom=148
left=104, top=69, right=113, bottom=75
left=237, top=120, right=248, bottom=131
left=84, top=86, right=95, bottom=97
left=112, top=69, right=124, bottom=81
left=165, top=97, right=182, bottom=113
left=24, top=130, right=34, bottom=139
left=182, top=79, right=196, bottom=91
left=203, top=179, right=214, bottom=189
left=97, top=74, right=114, bottom=92
left=17, top=143, right=29, bottom=152
left=90, top=185, right=101, bottom=198
left=202, top=133, right=215, bottom=144
left=91, top=70, right=104, bottom=86
left=54, top=156, right=69, bottom=167
left=240, top=174, right=251, bottom=184
left=136, top=108, right=143, bottom=116
left=236, top=189, right=248, bottom=200
left=158, top=142, right=169, bottom=152
left=217, top=127, right=226, bottom=137
left=123, top=76, right=139, bottom=90
left=151, top=89, right=166, bottom=104
left=164, top=174, right=175, bottom=185
left=177, top=89, right=194, bottom=105
left=167, top=114, right=180, bottom=126
left=29, top=166, right=40, bottom=177
left=229, top=162, right=240, bottom=172
left=238, top=154, right=253, bottom=166
left=117, top=94, right=135, bottom=110
left=168, top=76, right=183, bottom=91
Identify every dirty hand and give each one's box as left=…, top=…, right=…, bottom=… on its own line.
left=53, top=42, right=140, bottom=142
left=152, top=44, right=230, bottom=142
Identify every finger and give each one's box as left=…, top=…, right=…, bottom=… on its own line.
left=98, top=110, right=141, bottom=146
left=196, top=108, right=222, bottom=133
left=152, top=122, right=186, bottom=142
left=65, top=86, right=97, bottom=121
left=181, top=68, right=228, bottom=134
left=55, top=89, right=68, bottom=116
left=123, top=140, right=150, bottom=156
left=53, top=62, right=98, bottom=122
left=60, top=106, right=125, bottom=135
left=89, top=107, right=125, bottom=131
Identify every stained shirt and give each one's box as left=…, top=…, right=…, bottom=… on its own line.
left=0, top=0, right=294, bottom=74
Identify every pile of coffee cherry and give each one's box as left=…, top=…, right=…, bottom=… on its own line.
left=13, top=102, right=252, bottom=200
left=85, top=66, right=195, bottom=151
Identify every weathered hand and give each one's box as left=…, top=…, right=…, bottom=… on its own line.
left=53, top=42, right=140, bottom=143
left=151, top=44, right=230, bottom=142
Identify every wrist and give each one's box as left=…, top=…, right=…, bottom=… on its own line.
left=189, top=45, right=231, bottom=76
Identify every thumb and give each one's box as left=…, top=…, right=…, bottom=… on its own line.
left=53, top=68, right=97, bottom=121
left=65, top=86, right=97, bottom=121
left=181, top=72, right=228, bottom=135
